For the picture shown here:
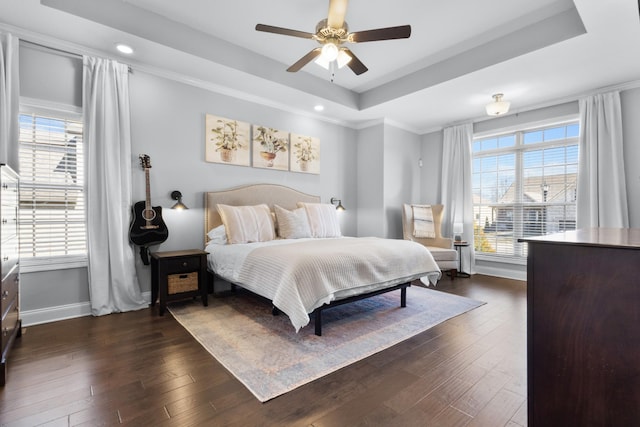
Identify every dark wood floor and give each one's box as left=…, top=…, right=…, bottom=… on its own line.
left=0, top=275, right=527, bottom=426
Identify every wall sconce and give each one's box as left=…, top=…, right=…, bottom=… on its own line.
left=453, top=222, right=464, bottom=242
left=171, top=190, right=188, bottom=210
left=330, top=197, right=346, bottom=211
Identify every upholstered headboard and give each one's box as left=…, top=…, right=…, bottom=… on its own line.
left=204, top=184, right=320, bottom=242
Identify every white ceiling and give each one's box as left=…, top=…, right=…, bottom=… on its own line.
left=2, top=0, right=639, bottom=133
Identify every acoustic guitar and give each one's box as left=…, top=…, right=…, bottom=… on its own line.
left=129, top=154, right=168, bottom=264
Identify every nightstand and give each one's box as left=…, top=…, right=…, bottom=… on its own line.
left=150, top=249, right=209, bottom=316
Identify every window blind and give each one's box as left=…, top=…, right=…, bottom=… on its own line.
left=18, top=113, right=87, bottom=262
left=473, top=122, right=579, bottom=259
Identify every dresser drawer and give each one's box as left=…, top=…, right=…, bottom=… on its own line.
left=1, top=191, right=17, bottom=205
left=1, top=267, right=18, bottom=318
left=1, top=297, right=18, bottom=353
left=0, top=179, right=18, bottom=203
left=0, top=204, right=17, bottom=239
left=1, top=238, right=18, bottom=281
left=163, top=256, right=202, bottom=273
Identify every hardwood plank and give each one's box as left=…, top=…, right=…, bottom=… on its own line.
left=430, top=405, right=473, bottom=426
left=467, top=388, right=525, bottom=427
left=510, top=400, right=528, bottom=427
left=309, top=369, right=419, bottom=426
left=451, top=368, right=511, bottom=417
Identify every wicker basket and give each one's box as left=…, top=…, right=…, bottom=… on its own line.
left=167, top=271, right=199, bottom=294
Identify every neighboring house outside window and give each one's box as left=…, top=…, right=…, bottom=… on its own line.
left=18, top=105, right=87, bottom=271
left=472, top=121, right=579, bottom=260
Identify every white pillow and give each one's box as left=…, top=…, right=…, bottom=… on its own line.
left=297, top=202, right=341, bottom=238
left=216, top=204, right=275, bottom=244
left=207, top=224, right=227, bottom=244
left=274, top=205, right=312, bottom=239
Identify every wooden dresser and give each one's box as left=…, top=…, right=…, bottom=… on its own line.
left=520, top=228, right=640, bottom=426
left=0, top=164, right=19, bottom=386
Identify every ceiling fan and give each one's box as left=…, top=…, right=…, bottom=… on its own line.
left=255, top=0, right=411, bottom=76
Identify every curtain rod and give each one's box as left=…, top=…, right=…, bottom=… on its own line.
left=20, top=39, right=82, bottom=59
left=19, top=39, right=132, bottom=72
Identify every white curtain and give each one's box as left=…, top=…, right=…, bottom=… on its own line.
left=84, top=56, right=146, bottom=316
left=577, top=91, right=629, bottom=228
left=0, top=32, right=19, bottom=169
left=441, top=123, right=475, bottom=274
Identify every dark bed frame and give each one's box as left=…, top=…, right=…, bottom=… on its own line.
left=209, top=271, right=411, bottom=336
left=309, top=282, right=411, bottom=336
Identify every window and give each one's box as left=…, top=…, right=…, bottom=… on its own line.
left=473, top=121, right=579, bottom=259
left=18, top=108, right=87, bottom=270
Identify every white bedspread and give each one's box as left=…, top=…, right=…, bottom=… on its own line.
left=206, top=237, right=441, bottom=331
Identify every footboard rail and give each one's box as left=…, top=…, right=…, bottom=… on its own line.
left=311, top=282, right=411, bottom=336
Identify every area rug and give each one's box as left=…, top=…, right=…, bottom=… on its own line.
left=168, top=286, right=485, bottom=402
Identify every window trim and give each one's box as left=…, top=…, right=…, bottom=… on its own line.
left=20, top=255, right=87, bottom=273
left=19, top=97, right=87, bottom=272
left=20, top=97, right=82, bottom=121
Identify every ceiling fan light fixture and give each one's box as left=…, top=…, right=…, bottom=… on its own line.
left=314, top=55, right=331, bottom=69
left=486, top=93, right=511, bottom=116
left=336, top=49, right=352, bottom=68
left=320, top=42, right=339, bottom=62
left=255, top=1, right=411, bottom=76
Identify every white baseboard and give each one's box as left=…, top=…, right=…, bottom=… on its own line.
left=21, top=291, right=152, bottom=327
left=474, top=265, right=527, bottom=281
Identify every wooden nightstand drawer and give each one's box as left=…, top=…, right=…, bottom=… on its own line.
left=163, top=256, right=202, bottom=273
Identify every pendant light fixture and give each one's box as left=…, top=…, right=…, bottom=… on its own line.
left=486, top=93, right=511, bottom=116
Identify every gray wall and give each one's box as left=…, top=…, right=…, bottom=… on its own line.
left=383, top=124, right=421, bottom=238
left=356, top=122, right=422, bottom=238
left=20, top=42, right=83, bottom=107
left=420, top=131, right=444, bottom=204
left=356, top=124, right=384, bottom=237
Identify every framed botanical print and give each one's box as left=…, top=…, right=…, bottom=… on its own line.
left=290, top=133, right=320, bottom=174
left=205, top=114, right=250, bottom=166
left=251, top=125, right=289, bottom=171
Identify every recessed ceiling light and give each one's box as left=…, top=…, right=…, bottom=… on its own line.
left=314, top=105, right=324, bottom=112
left=116, top=43, right=134, bottom=55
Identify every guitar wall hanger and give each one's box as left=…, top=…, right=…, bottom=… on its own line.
left=129, top=154, right=169, bottom=265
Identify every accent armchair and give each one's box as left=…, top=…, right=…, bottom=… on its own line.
left=402, top=204, right=458, bottom=279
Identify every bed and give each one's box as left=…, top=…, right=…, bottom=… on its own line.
left=204, top=184, right=441, bottom=335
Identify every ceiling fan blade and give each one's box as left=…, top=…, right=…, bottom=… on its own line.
left=349, top=25, right=412, bottom=43
left=327, top=0, right=349, bottom=29
left=255, top=24, right=315, bottom=39
left=342, top=48, right=368, bottom=75
left=287, top=48, right=322, bottom=72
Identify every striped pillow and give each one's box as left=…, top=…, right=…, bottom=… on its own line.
left=297, top=202, right=341, bottom=238
left=274, top=205, right=312, bottom=239
left=412, top=204, right=436, bottom=238
left=216, top=204, right=275, bottom=244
